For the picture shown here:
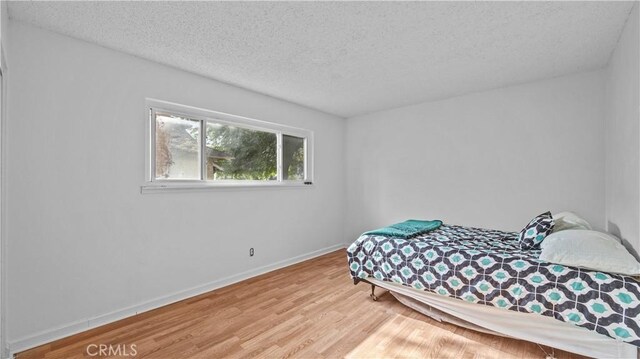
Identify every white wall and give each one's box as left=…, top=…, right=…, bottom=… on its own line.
left=0, top=1, right=7, bottom=356
left=346, top=70, right=606, bottom=239
left=605, top=4, right=640, bottom=258
left=5, top=20, right=346, bottom=348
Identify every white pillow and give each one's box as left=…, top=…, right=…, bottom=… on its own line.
left=551, top=212, right=592, bottom=232
left=539, top=230, right=640, bottom=275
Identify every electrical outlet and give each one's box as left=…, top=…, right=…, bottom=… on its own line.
left=249, top=248, right=254, bottom=257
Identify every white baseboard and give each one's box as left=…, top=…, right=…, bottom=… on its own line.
left=8, top=243, right=348, bottom=356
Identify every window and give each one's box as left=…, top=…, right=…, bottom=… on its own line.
left=144, top=99, right=313, bottom=191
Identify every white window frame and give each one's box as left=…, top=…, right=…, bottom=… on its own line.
left=142, top=99, right=314, bottom=193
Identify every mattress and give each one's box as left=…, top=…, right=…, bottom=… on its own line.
left=347, top=224, right=640, bottom=346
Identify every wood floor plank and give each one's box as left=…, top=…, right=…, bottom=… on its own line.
left=17, top=250, right=586, bottom=358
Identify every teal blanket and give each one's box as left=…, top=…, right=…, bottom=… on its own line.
left=364, top=219, right=442, bottom=239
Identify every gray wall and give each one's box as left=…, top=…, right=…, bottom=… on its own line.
left=0, top=1, right=7, bottom=356
left=605, top=4, right=640, bottom=258
left=346, top=70, right=606, bottom=239
left=5, top=21, right=346, bottom=348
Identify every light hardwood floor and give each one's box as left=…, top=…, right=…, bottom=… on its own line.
left=17, top=250, right=585, bottom=359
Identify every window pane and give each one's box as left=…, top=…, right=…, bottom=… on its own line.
left=283, top=135, right=305, bottom=181
left=155, top=114, right=200, bottom=180
left=205, top=122, right=277, bottom=181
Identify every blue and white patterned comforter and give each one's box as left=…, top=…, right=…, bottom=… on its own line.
left=347, top=224, right=640, bottom=346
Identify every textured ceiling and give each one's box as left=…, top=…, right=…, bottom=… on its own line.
left=8, top=1, right=635, bottom=118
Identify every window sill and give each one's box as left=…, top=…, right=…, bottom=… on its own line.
left=140, top=182, right=314, bottom=194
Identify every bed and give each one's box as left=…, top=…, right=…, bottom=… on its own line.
left=347, top=223, right=640, bottom=358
